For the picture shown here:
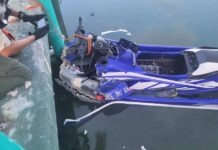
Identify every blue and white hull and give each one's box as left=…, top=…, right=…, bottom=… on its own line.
left=58, top=19, right=218, bottom=105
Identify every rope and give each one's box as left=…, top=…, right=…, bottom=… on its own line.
left=74, top=34, right=93, bottom=55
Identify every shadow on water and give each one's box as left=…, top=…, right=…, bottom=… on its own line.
left=51, top=56, right=81, bottom=150
left=95, top=131, right=107, bottom=150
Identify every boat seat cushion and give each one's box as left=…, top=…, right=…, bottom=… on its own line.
left=185, top=48, right=218, bottom=76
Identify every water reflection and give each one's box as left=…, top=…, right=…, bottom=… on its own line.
left=78, top=130, right=90, bottom=150
left=95, top=131, right=106, bottom=150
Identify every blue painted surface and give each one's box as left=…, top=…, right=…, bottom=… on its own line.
left=0, top=132, right=24, bottom=150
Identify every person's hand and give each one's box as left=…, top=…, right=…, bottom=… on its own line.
left=32, top=24, right=49, bottom=40
left=8, top=16, right=19, bottom=24
left=23, top=14, right=46, bottom=26
left=19, top=12, right=46, bottom=26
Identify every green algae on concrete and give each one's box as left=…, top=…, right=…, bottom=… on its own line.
left=0, top=0, right=59, bottom=150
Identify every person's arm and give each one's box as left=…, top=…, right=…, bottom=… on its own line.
left=4, top=7, right=46, bottom=26
left=0, top=24, right=49, bottom=57
left=4, top=7, right=18, bottom=19
left=0, top=35, right=35, bottom=57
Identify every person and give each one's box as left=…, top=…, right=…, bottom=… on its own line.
left=0, top=0, right=49, bottom=98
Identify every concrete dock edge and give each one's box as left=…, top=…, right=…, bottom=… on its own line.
left=0, top=0, right=59, bottom=149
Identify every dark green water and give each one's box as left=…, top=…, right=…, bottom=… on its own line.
left=53, top=1, right=218, bottom=150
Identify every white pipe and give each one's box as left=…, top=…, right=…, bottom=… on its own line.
left=64, top=101, right=218, bottom=125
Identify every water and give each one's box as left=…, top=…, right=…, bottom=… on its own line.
left=53, top=0, right=218, bottom=150
left=60, top=0, right=218, bottom=46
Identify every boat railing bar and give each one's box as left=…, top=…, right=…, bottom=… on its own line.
left=64, top=100, right=218, bottom=125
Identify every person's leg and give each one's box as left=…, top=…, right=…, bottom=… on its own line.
left=0, top=56, right=32, bottom=98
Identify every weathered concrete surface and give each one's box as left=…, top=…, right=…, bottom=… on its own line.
left=0, top=0, right=59, bottom=149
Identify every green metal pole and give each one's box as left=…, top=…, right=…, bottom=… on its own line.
left=52, top=0, right=68, bottom=39
left=38, top=0, right=65, bottom=58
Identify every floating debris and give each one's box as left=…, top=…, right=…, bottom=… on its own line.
left=84, top=130, right=88, bottom=135
left=140, top=145, right=147, bottom=150
left=101, top=29, right=132, bottom=36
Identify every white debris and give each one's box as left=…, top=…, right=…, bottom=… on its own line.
left=7, top=90, right=18, bottom=97
left=141, top=145, right=147, bottom=150
left=122, top=146, right=126, bottom=149
left=25, top=81, right=32, bottom=89
left=84, top=130, right=88, bottom=135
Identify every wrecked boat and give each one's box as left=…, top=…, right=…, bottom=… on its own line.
left=57, top=18, right=218, bottom=105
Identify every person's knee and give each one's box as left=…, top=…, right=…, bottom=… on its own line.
left=21, top=66, right=32, bottom=80
left=12, top=63, right=32, bottom=81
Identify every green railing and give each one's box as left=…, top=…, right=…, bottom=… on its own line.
left=38, top=0, right=64, bottom=57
